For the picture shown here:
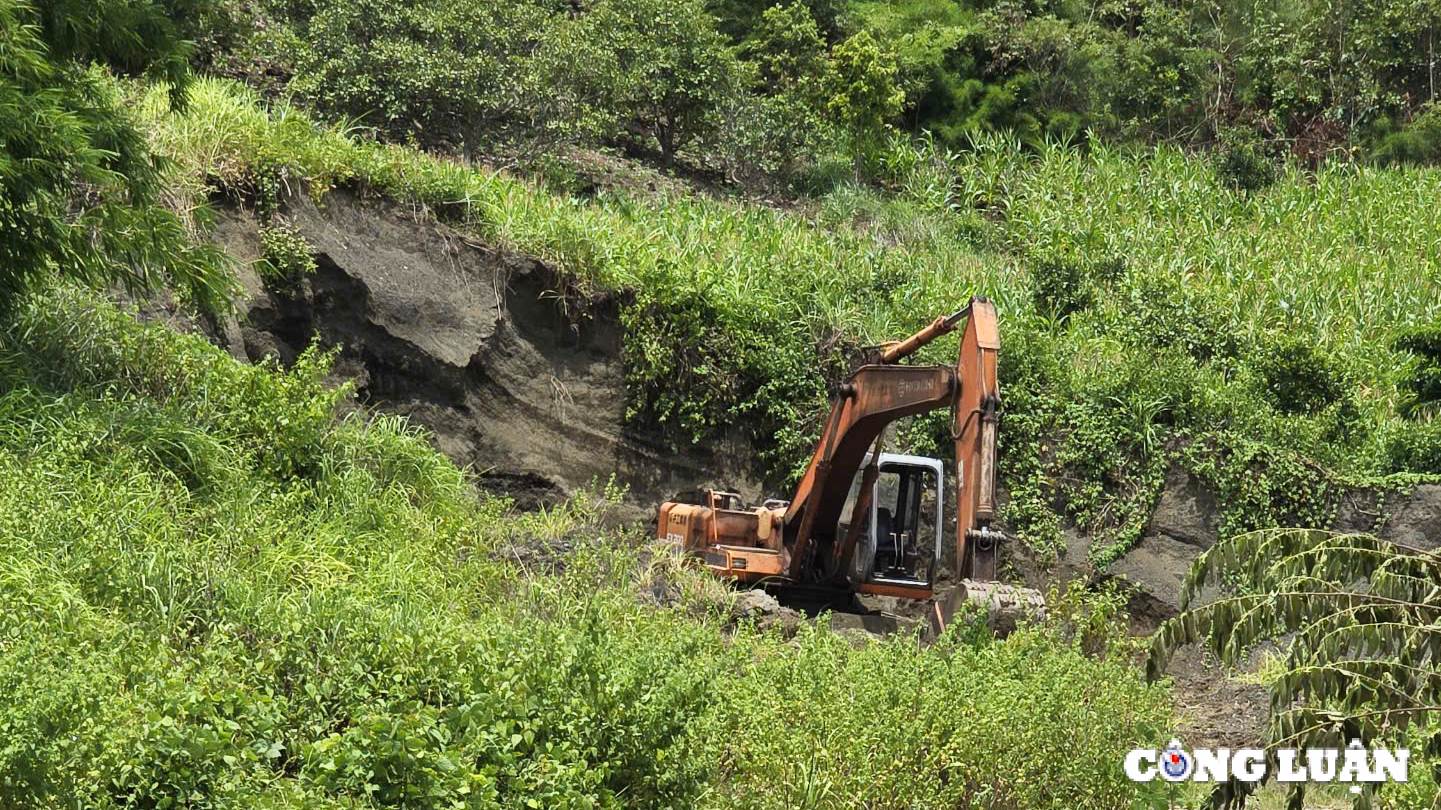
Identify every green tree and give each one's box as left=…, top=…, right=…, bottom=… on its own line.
left=570, top=0, right=745, bottom=163
left=744, top=3, right=829, bottom=99
left=723, top=4, right=834, bottom=178
left=1150, top=528, right=1441, bottom=809
left=826, top=29, right=905, bottom=169
left=0, top=0, right=232, bottom=314
left=288, top=0, right=553, bottom=148
left=705, top=0, right=843, bottom=44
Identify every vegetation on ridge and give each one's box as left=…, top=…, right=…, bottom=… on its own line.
left=137, top=78, right=1441, bottom=566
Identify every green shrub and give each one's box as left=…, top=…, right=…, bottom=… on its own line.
left=1371, top=103, right=1441, bottom=167
left=826, top=30, right=906, bottom=168
left=1211, top=127, right=1278, bottom=192
left=1384, top=420, right=1441, bottom=474
left=1250, top=333, right=1351, bottom=415
left=2, top=287, right=349, bottom=481
left=289, top=0, right=555, bottom=147
left=1393, top=323, right=1441, bottom=419
left=1029, top=253, right=1116, bottom=324
left=257, top=221, right=318, bottom=288
left=560, top=0, right=746, bottom=162
left=722, top=4, right=837, bottom=181
left=1111, top=273, right=1241, bottom=366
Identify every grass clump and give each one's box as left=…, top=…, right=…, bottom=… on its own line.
left=257, top=221, right=318, bottom=289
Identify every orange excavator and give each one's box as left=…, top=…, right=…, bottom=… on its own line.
left=659, top=297, right=1037, bottom=631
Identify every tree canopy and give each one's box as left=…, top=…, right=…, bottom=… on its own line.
left=0, top=0, right=233, bottom=315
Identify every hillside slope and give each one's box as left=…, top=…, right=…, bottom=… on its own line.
left=6, top=2, right=1441, bottom=807
left=141, top=80, right=1441, bottom=564
left=0, top=286, right=1174, bottom=809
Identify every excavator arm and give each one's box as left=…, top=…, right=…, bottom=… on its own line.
left=951, top=298, right=1002, bottom=581
left=782, top=297, right=1003, bottom=584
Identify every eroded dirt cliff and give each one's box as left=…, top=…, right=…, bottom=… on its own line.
left=200, top=187, right=762, bottom=510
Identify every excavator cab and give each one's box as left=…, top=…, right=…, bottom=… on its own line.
left=838, top=453, right=943, bottom=592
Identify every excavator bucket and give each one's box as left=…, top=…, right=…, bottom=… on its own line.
left=928, top=579, right=1047, bottom=640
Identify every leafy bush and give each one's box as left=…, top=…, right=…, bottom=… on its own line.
left=1211, top=126, right=1278, bottom=192
left=1394, top=323, right=1441, bottom=419
left=826, top=29, right=906, bottom=167
left=1112, top=273, right=1239, bottom=365
left=1250, top=333, right=1351, bottom=415
left=1029, top=252, right=1117, bottom=324
left=559, top=0, right=746, bottom=162
left=705, top=0, right=842, bottom=44
left=721, top=4, right=837, bottom=182
left=288, top=0, right=555, bottom=148
left=257, top=221, right=317, bottom=288
left=1384, top=421, right=1441, bottom=474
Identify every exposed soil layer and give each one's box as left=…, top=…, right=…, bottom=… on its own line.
left=204, top=187, right=763, bottom=508
left=1164, top=645, right=1270, bottom=750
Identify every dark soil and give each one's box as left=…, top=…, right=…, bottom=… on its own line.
left=1163, top=645, right=1270, bottom=749
left=204, top=186, right=766, bottom=507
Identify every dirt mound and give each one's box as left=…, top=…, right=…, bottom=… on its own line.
left=205, top=187, right=762, bottom=508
